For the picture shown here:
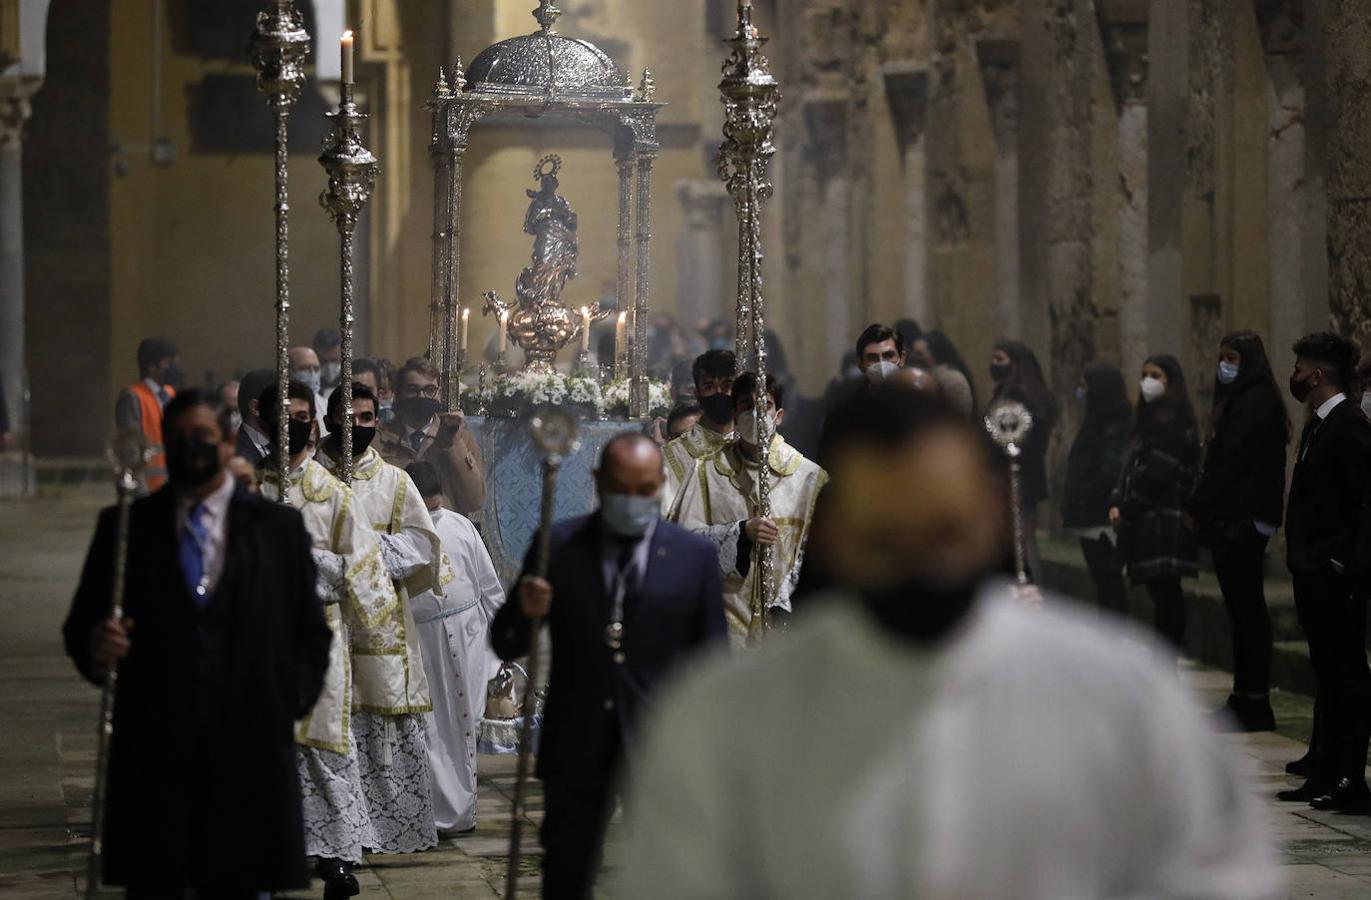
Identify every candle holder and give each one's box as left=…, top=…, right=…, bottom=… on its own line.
left=250, top=0, right=311, bottom=498
left=573, top=348, right=591, bottom=375
left=493, top=350, right=509, bottom=376
left=718, top=0, right=781, bottom=641
left=319, top=80, right=379, bottom=486
left=476, top=364, right=490, bottom=416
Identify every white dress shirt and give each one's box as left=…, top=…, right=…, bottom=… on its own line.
left=175, top=473, right=236, bottom=596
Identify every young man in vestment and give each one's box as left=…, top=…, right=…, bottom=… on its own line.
left=258, top=380, right=396, bottom=900
left=318, top=384, right=440, bottom=857
left=661, top=349, right=736, bottom=518
left=404, top=460, right=507, bottom=834
left=674, top=372, right=827, bottom=645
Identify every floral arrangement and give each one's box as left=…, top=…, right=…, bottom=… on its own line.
left=459, top=370, right=671, bottom=420
left=603, top=377, right=672, bottom=419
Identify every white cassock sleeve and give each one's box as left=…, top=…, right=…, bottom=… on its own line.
left=467, top=527, right=506, bottom=625
left=693, top=521, right=744, bottom=579
left=310, top=547, right=347, bottom=604
left=378, top=526, right=434, bottom=581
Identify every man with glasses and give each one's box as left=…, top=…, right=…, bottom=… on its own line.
left=377, top=357, right=486, bottom=515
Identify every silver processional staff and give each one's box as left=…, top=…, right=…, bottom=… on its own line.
left=984, top=401, right=1035, bottom=586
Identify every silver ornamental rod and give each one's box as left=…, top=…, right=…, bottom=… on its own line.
left=718, top=0, right=780, bottom=642
left=86, top=433, right=148, bottom=899
left=426, top=67, right=452, bottom=382
left=320, top=71, right=379, bottom=485
left=251, top=1, right=310, bottom=497
left=985, top=402, right=1035, bottom=585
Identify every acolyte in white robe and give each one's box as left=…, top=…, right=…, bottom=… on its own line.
left=411, top=506, right=507, bottom=832
left=618, top=587, right=1280, bottom=900
left=673, top=437, right=827, bottom=644
left=316, top=444, right=441, bottom=854
left=661, top=422, right=734, bottom=519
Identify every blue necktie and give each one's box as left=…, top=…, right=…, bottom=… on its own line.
left=179, top=503, right=210, bottom=605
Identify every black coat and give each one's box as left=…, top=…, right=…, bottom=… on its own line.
left=491, top=514, right=727, bottom=786
left=1186, top=379, right=1288, bottom=537
left=1061, top=416, right=1130, bottom=529
left=1286, top=398, right=1371, bottom=576
left=1110, top=418, right=1202, bottom=583
left=63, top=483, right=331, bottom=891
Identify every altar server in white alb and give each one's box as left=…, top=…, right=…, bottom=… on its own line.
left=318, top=383, right=440, bottom=856
left=258, top=381, right=397, bottom=899
left=620, top=388, right=1278, bottom=900
left=404, top=460, right=506, bottom=833
left=661, top=349, right=737, bottom=518
left=673, top=371, right=827, bottom=644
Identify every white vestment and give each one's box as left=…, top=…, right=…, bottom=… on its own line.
left=673, top=437, right=826, bottom=644
left=411, top=506, right=507, bottom=831
left=618, top=588, right=1280, bottom=900
left=317, top=444, right=441, bottom=854
left=661, top=422, right=734, bottom=519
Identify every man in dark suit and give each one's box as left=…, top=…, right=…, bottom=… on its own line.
left=64, top=389, right=332, bottom=897
left=1278, top=332, right=1371, bottom=814
left=230, top=368, right=275, bottom=466
left=492, top=432, right=727, bottom=898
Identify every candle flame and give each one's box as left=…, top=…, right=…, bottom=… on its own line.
left=618, top=311, right=627, bottom=323
left=462, top=307, right=470, bottom=319
left=342, top=29, right=354, bottom=41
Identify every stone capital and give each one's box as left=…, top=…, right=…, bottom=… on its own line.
left=976, top=39, right=1019, bottom=148
left=801, top=89, right=849, bottom=175
left=1105, top=23, right=1148, bottom=106
left=0, top=77, right=40, bottom=149
left=881, top=62, right=927, bottom=151
left=675, top=179, right=729, bottom=230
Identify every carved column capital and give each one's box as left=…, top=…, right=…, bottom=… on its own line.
left=675, top=179, right=729, bottom=230
left=977, top=39, right=1019, bottom=150
left=1105, top=23, right=1149, bottom=106
left=0, top=78, right=40, bottom=149
left=882, top=62, right=927, bottom=153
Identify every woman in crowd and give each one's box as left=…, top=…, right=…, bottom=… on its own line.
left=914, top=330, right=977, bottom=416
left=1109, top=355, right=1202, bottom=660
left=1186, top=332, right=1288, bottom=730
left=989, top=340, right=1058, bottom=580
left=1061, top=363, right=1132, bottom=617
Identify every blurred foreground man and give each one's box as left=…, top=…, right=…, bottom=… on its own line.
left=65, top=389, right=332, bottom=898
left=492, top=433, right=727, bottom=899
left=619, top=389, right=1277, bottom=900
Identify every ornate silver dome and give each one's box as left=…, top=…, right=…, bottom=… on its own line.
left=464, top=3, right=630, bottom=101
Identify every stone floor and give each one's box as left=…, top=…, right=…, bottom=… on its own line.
left=2, top=484, right=1371, bottom=898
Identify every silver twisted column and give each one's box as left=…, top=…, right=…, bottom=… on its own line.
left=320, top=80, right=379, bottom=485
left=718, top=0, right=780, bottom=642
left=250, top=1, right=310, bottom=496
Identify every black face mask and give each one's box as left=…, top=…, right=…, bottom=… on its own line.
left=161, top=363, right=185, bottom=390
left=286, top=418, right=313, bottom=457
left=1289, top=371, right=1314, bottom=404
left=397, top=396, right=442, bottom=427
left=989, top=362, right=1011, bottom=383
left=351, top=425, right=376, bottom=456
left=699, top=393, right=734, bottom=427
left=166, top=436, right=222, bottom=489
left=858, top=573, right=983, bottom=645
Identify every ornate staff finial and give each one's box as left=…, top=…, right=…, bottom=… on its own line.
left=533, top=0, right=562, bottom=33
left=636, top=68, right=657, bottom=103
left=433, top=65, right=451, bottom=99
left=451, top=56, right=467, bottom=92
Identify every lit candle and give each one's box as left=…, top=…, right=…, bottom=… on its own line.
left=460, top=307, right=470, bottom=352
left=580, top=306, right=591, bottom=354
left=615, top=311, right=627, bottom=364
left=497, top=310, right=508, bottom=353
left=341, top=30, right=354, bottom=85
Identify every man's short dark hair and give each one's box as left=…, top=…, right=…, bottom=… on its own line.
left=354, top=357, right=382, bottom=385
left=137, top=337, right=177, bottom=373
left=666, top=403, right=702, bottom=432
left=399, top=356, right=441, bottom=383
left=692, top=349, right=736, bottom=387
left=731, top=371, right=784, bottom=412
left=238, top=369, right=275, bottom=419
left=326, top=382, right=378, bottom=423
left=312, top=328, right=341, bottom=353
left=855, top=323, right=902, bottom=360
left=257, top=380, right=316, bottom=441
left=1293, top=332, right=1360, bottom=391
left=161, top=388, right=218, bottom=434
left=405, top=461, right=443, bottom=499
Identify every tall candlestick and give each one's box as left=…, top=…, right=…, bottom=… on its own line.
left=460, top=307, right=470, bottom=352
left=498, top=310, right=508, bottom=353
left=615, top=311, right=627, bottom=361
left=580, top=306, right=591, bottom=354
left=341, top=30, right=354, bottom=85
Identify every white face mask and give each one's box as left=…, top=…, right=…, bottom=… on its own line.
left=735, top=409, right=775, bottom=445
left=864, top=360, right=901, bottom=385
left=1139, top=375, right=1166, bottom=404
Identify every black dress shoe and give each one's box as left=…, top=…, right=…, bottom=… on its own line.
left=1276, top=780, right=1327, bottom=802
left=315, top=858, right=360, bottom=900
left=1286, top=751, right=1314, bottom=777
left=1310, top=777, right=1371, bottom=814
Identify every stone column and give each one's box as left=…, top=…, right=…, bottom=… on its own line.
left=882, top=64, right=929, bottom=327
left=979, top=40, right=1021, bottom=342
left=0, top=81, right=37, bottom=495
left=1104, top=15, right=1150, bottom=381
left=802, top=91, right=852, bottom=371
left=674, top=180, right=730, bottom=328
left=1146, top=0, right=1187, bottom=358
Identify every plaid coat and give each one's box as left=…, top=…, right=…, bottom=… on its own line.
left=1110, top=419, right=1202, bottom=583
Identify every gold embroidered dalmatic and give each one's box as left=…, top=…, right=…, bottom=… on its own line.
left=662, top=422, right=735, bottom=520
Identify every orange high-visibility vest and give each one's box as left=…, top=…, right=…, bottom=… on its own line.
left=128, top=381, right=175, bottom=491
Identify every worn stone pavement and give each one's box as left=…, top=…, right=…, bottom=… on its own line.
left=3, top=485, right=1371, bottom=898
